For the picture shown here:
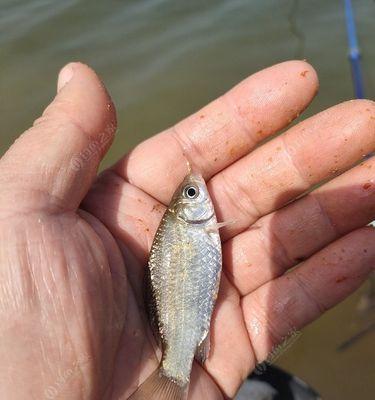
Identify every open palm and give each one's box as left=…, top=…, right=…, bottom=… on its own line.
left=0, top=62, right=374, bottom=400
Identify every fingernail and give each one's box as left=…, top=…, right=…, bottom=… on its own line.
left=57, top=64, right=74, bottom=92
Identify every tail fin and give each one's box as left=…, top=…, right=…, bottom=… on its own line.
left=128, top=368, right=187, bottom=400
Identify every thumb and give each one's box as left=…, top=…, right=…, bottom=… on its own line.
left=0, top=62, right=116, bottom=214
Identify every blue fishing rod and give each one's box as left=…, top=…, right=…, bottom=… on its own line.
left=344, top=0, right=365, bottom=99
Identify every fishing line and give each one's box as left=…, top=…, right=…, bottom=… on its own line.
left=287, top=0, right=305, bottom=59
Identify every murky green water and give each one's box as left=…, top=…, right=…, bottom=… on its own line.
left=1, top=0, right=374, bottom=398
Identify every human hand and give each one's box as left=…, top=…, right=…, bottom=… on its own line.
left=0, top=61, right=374, bottom=400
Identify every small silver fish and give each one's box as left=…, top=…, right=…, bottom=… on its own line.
left=129, top=171, right=223, bottom=400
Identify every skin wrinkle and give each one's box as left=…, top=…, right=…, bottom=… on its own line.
left=3, top=218, right=74, bottom=397
left=243, top=292, right=295, bottom=365
left=342, top=103, right=373, bottom=138
left=1, top=244, right=13, bottom=312
left=183, top=100, right=233, bottom=141
left=65, top=227, right=98, bottom=396
left=280, top=133, right=311, bottom=187
left=170, top=125, right=206, bottom=178
left=35, top=245, right=63, bottom=383
left=50, top=276, right=75, bottom=394
left=292, top=272, right=327, bottom=315
left=190, top=364, right=226, bottom=400
left=277, top=196, right=336, bottom=258
left=40, top=109, right=109, bottom=152
left=221, top=92, right=256, bottom=144
left=284, top=101, right=375, bottom=178
left=257, top=223, right=294, bottom=275
left=44, top=234, right=65, bottom=325
left=77, top=222, right=114, bottom=370
left=57, top=219, right=91, bottom=397
left=39, top=338, right=50, bottom=395
left=41, top=258, right=59, bottom=330
left=109, top=167, right=166, bottom=223
left=224, top=232, right=256, bottom=289
left=115, top=320, right=156, bottom=399
left=78, top=215, right=128, bottom=398
left=214, top=171, right=261, bottom=233
left=38, top=222, right=63, bottom=329
left=40, top=262, right=59, bottom=328
left=241, top=298, right=269, bottom=365
left=126, top=212, right=154, bottom=253
left=16, top=227, right=39, bottom=312
left=0, top=186, right=70, bottom=216
left=310, top=192, right=341, bottom=237
left=85, top=174, right=154, bottom=262
left=53, top=115, right=113, bottom=165
left=197, top=366, right=226, bottom=400
left=81, top=224, right=114, bottom=306
left=3, top=126, right=112, bottom=216
left=116, top=242, right=145, bottom=310
left=0, top=230, right=17, bottom=313
left=217, top=275, right=254, bottom=381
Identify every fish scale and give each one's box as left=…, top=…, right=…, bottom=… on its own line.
left=149, top=216, right=221, bottom=384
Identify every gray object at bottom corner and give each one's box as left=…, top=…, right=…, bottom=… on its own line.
left=235, top=365, right=321, bottom=400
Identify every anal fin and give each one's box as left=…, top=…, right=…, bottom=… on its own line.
left=195, top=333, right=210, bottom=365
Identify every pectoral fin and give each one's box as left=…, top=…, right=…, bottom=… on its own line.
left=205, top=220, right=236, bottom=234
left=195, top=333, right=211, bottom=365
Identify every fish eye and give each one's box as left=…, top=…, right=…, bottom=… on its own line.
left=184, top=185, right=199, bottom=199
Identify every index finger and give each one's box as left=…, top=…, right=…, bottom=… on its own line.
left=113, top=60, right=318, bottom=204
